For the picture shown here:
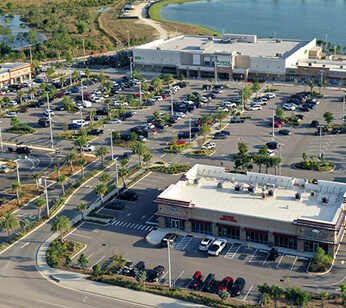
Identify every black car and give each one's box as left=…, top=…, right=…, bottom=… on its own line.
left=214, top=132, right=227, bottom=139
left=87, top=129, right=104, bottom=136
left=202, top=273, right=216, bottom=292
left=229, top=277, right=246, bottom=297
left=191, top=127, right=199, bottom=133
left=8, top=146, right=32, bottom=155
left=268, top=248, right=279, bottom=261
left=205, top=93, right=216, bottom=99
left=296, top=114, right=305, bottom=120
left=122, top=261, right=134, bottom=276
left=96, top=109, right=108, bottom=115
left=266, top=141, right=279, bottom=150
left=161, top=233, right=178, bottom=247
left=278, top=129, right=291, bottom=135
left=122, top=152, right=132, bottom=159
left=105, top=200, right=124, bottom=210
left=147, top=266, right=165, bottom=282
left=178, top=131, right=196, bottom=139
left=299, top=106, right=310, bottom=112
left=118, top=190, right=138, bottom=201
left=311, top=120, right=320, bottom=127
left=134, top=261, right=146, bottom=275
left=86, top=115, right=99, bottom=121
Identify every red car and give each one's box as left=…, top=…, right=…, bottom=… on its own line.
left=132, top=93, right=141, bottom=98
left=195, top=120, right=213, bottom=126
left=217, top=277, right=234, bottom=293
left=161, top=95, right=167, bottom=99
left=171, top=141, right=187, bottom=146
left=190, top=271, right=203, bottom=289
left=269, top=121, right=282, bottom=128
left=54, top=92, right=65, bottom=98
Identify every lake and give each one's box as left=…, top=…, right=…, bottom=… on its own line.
left=0, top=14, right=47, bottom=49
left=160, top=0, right=346, bottom=48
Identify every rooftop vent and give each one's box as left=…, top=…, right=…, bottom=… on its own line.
left=248, top=184, right=257, bottom=193
left=309, top=63, right=312, bottom=66
left=276, top=39, right=282, bottom=43
left=322, top=64, right=325, bottom=67
left=235, top=184, right=244, bottom=192
left=194, top=178, right=201, bottom=185
left=322, top=196, right=329, bottom=204
left=217, top=182, right=223, bottom=189
left=268, top=189, right=275, bottom=197
left=156, top=47, right=161, bottom=50
left=262, top=188, right=267, bottom=199
left=208, top=37, right=214, bottom=41
left=311, top=191, right=316, bottom=197
left=295, top=193, right=301, bottom=200
left=276, top=53, right=283, bottom=57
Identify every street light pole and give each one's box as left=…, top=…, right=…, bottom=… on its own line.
left=46, top=93, right=54, bottom=148
left=44, top=177, right=49, bottom=217
left=82, top=39, right=85, bottom=56
left=167, top=240, right=172, bottom=288
left=189, top=113, right=192, bottom=144
left=115, top=158, right=119, bottom=190
left=129, top=56, right=133, bottom=78
left=270, top=107, right=276, bottom=139
left=214, top=55, right=218, bottom=85
left=279, top=143, right=283, bottom=176
left=127, top=31, right=130, bottom=48
left=170, top=91, right=174, bottom=115
left=319, top=126, right=322, bottom=158
left=139, top=81, right=142, bottom=106
left=109, top=129, right=114, bottom=160
left=16, top=161, right=21, bottom=195
left=0, top=121, right=3, bottom=153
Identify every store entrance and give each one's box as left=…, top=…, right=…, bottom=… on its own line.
left=171, top=219, right=180, bottom=229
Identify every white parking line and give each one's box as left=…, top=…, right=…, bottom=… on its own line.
left=90, top=255, right=105, bottom=269
left=70, top=233, right=92, bottom=239
left=290, top=256, right=298, bottom=271
left=149, top=227, right=154, bottom=231
left=158, top=271, right=168, bottom=284
left=276, top=254, right=285, bottom=268
left=262, top=253, right=270, bottom=265
left=132, top=224, right=138, bottom=228
left=172, top=271, right=184, bottom=287
left=248, top=248, right=258, bottom=263
left=87, top=253, right=93, bottom=259
left=243, top=284, right=253, bottom=302
left=185, top=280, right=192, bottom=289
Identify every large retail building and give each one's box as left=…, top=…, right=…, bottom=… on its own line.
left=133, top=34, right=346, bottom=86
left=154, top=164, right=346, bottom=256
left=0, top=62, right=32, bottom=89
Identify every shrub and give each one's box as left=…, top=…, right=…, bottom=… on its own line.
left=150, top=164, right=190, bottom=174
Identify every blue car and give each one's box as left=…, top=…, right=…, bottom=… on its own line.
left=68, top=123, right=82, bottom=130
left=71, top=87, right=79, bottom=93
left=34, top=78, right=44, bottom=83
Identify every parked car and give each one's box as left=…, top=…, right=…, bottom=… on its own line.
left=283, top=103, right=296, bottom=111
left=217, top=277, right=234, bottom=293
left=8, top=146, right=32, bottom=154
left=122, top=261, right=134, bottom=276
left=230, top=117, right=245, bottom=124
left=87, top=129, right=104, bottom=136
left=264, top=93, right=276, bottom=99
left=118, top=190, right=138, bottom=201
left=190, top=271, right=203, bottom=289
left=108, top=118, right=121, bottom=124
left=54, top=92, right=65, bottom=98
left=229, top=277, right=246, bottom=297
left=247, top=105, right=262, bottom=111
left=214, top=132, right=228, bottom=139
left=38, top=117, right=50, bottom=127
left=161, top=233, right=178, bottom=247
left=105, top=200, right=125, bottom=210
left=43, top=109, right=55, bottom=117
left=208, top=239, right=227, bottom=256
left=199, top=237, right=215, bottom=251
left=268, top=248, right=279, bottom=261
left=69, top=123, right=82, bottom=130
left=212, top=88, right=222, bottom=93
left=0, top=166, right=9, bottom=173
left=82, top=144, right=95, bottom=152
left=202, top=273, right=216, bottom=292
left=278, top=129, right=291, bottom=135
left=3, top=112, right=17, bottom=118
left=18, top=107, right=29, bottom=113
left=202, top=142, right=216, bottom=150
left=147, top=266, right=165, bottom=282
left=296, top=114, right=305, bottom=120
left=310, top=120, right=320, bottom=127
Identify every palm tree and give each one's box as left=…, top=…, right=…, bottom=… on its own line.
left=318, top=81, right=324, bottom=94
left=253, top=155, right=266, bottom=173
left=118, top=168, right=129, bottom=188
left=85, top=67, right=91, bottom=80
left=35, top=198, right=46, bottom=220
left=77, top=202, right=88, bottom=220
left=99, top=75, right=106, bottom=89
left=88, top=111, right=96, bottom=125
left=0, top=212, right=19, bottom=237
left=51, top=215, right=70, bottom=243
left=74, top=136, right=88, bottom=157
left=269, top=285, right=284, bottom=308
left=12, top=182, right=21, bottom=205
left=273, top=157, right=282, bottom=175
left=132, top=142, right=148, bottom=165
left=59, top=76, right=66, bottom=88
left=28, top=87, right=37, bottom=101
left=214, top=110, right=228, bottom=127
left=95, top=183, right=107, bottom=203
left=32, top=172, right=40, bottom=192
left=57, top=175, right=67, bottom=195
left=96, top=146, right=109, bottom=166
left=143, top=153, right=152, bottom=169
left=104, top=98, right=111, bottom=115
left=72, top=70, right=80, bottom=84
left=99, top=173, right=111, bottom=184
left=16, top=91, right=25, bottom=104
left=66, top=151, right=76, bottom=172
left=78, top=158, right=87, bottom=179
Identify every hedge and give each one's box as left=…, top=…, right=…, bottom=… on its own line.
left=296, top=160, right=334, bottom=172
left=150, top=164, right=190, bottom=174
left=7, top=127, right=36, bottom=134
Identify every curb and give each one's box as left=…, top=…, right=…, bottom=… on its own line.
left=145, top=230, right=161, bottom=245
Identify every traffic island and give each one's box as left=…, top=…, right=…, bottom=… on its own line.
left=188, top=149, right=214, bottom=156
left=294, top=160, right=334, bottom=172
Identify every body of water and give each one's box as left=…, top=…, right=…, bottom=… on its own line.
left=161, top=0, right=346, bottom=48
left=0, top=14, right=47, bottom=49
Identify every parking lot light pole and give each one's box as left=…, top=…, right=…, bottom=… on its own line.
left=188, top=113, right=192, bottom=144
left=139, top=81, right=142, bottom=105
left=319, top=126, right=322, bottom=158
left=129, top=57, right=133, bottom=78
left=115, top=157, right=119, bottom=190
left=343, top=89, right=346, bottom=120
left=170, top=91, right=174, bottom=115
left=279, top=143, right=284, bottom=176
left=127, top=31, right=130, bottom=49
left=0, top=121, right=3, bottom=152
left=109, top=129, right=115, bottom=160
left=270, top=107, right=277, bottom=139
left=167, top=240, right=172, bottom=288
left=46, top=93, right=54, bottom=148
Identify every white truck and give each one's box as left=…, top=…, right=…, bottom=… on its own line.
left=82, top=101, right=92, bottom=108
left=72, top=119, right=89, bottom=126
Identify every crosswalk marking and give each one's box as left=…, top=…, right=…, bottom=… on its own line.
left=109, top=220, right=153, bottom=231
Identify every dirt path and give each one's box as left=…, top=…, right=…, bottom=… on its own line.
left=130, top=2, right=168, bottom=40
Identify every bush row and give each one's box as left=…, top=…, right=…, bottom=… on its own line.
left=296, top=160, right=334, bottom=172
left=150, top=164, right=190, bottom=174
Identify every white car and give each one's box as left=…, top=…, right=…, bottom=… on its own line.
left=153, top=96, right=163, bottom=101
left=108, top=118, right=121, bottom=124
left=222, top=101, right=237, bottom=108
left=283, top=103, right=296, bottom=111
left=82, top=144, right=95, bottom=152
left=4, top=112, right=17, bottom=118
left=267, top=151, right=275, bottom=157
left=143, top=123, right=155, bottom=129
left=247, top=105, right=262, bottom=111
left=174, top=112, right=186, bottom=118
left=137, top=135, right=147, bottom=142
left=266, top=93, right=276, bottom=99
left=216, top=107, right=229, bottom=112
left=0, top=166, right=9, bottom=173
left=208, top=239, right=227, bottom=256
left=44, top=109, right=55, bottom=116
left=8, top=101, right=18, bottom=106
left=202, top=142, right=216, bottom=150
left=198, top=237, right=215, bottom=251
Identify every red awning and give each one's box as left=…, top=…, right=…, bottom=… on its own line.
left=100, top=50, right=107, bottom=54
left=91, top=51, right=97, bottom=55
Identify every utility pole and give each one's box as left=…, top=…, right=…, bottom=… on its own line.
left=189, top=113, right=192, bottom=144
left=129, top=56, right=133, bottom=78
left=170, top=90, right=174, bottom=115
left=127, top=31, right=130, bottom=49
left=82, top=39, right=85, bottom=56
left=44, top=177, right=49, bottom=217
left=167, top=240, right=172, bottom=288
left=46, top=93, right=54, bottom=148
left=0, top=121, right=3, bottom=153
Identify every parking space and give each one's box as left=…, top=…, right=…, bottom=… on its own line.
left=291, top=256, right=310, bottom=273
left=248, top=249, right=269, bottom=266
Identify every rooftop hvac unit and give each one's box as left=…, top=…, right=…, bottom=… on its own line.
left=295, top=193, right=301, bottom=200
left=276, top=39, right=282, bottom=43
left=217, top=182, right=223, bottom=189
left=268, top=189, right=275, bottom=197
left=309, top=63, right=312, bottom=66
left=311, top=191, right=316, bottom=197
left=156, top=47, right=161, bottom=50
left=208, top=37, right=214, bottom=41
left=235, top=184, right=244, bottom=192
left=276, top=53, right=283, bottom=57
left=194, top=178, right=201, bottom=185
left=322, top=197, right=329, bottom=204
left=248, top=184, right=257, bottom=193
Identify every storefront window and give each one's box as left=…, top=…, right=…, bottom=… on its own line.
left=192, top=222, right=212, bottom=235
left=218, top=227, right=240, bottom=239
left=304, top=240, right=328, bottom=253
left=246, top=231, right=268, bottom=244
left=165, top=218, right=185, bottom=230
left=274, top=235, right=297, bottom=249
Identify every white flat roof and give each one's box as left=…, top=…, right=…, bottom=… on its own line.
left=138, top=35, right=312, bottom=59
left=158, top=165, right=345, bottom=225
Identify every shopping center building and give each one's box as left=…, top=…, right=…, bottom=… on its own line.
left=154, top=164, right=346, bottom=256
left=0, top=62, right=32, bottom=89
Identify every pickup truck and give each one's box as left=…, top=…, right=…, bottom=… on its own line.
left=230, top=117, right=245, bottom=124
left=8, top=146, right=32, bottom=154
left=87, top=129, right=104, bottom=136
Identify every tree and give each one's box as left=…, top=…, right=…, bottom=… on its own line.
left=218, top=289, right=230, bottom=301
left=88, top=111, right=96, bottom=125
left=272, top=157, right=282, bottom=175
left=132, top=142, right=148, bottom=165
left=323, top=111, right=334, bottom=125
left=302, top=152, right=308, bottom=161
left=95, top=183, right=107, bottom=203
left=269, top=285, right=284, bottom=308
left=92, top=264, right=102, bottom=277
left=264, top=156, right=274, bottom=174
left=59, top=76, right=66, bottom=88
left=62, top=122, right=69, bottom=137
left=178, top=74, right=185, bottom=81
left=285, top=287, right=298, bottom=308
left=0, top=25, right=14, bottom=44
left=318, top=81, right=324, bottom=94
left=99, top=173, right=111, bottom=184
left=239, top=86, right=252, bottom=108
left=28, top=87, right=37, bottom=101
left=85, top=67, right=91, bottom=80
left=78, top=158, right=87, bottom=179
left=295, top=289, right=310, bottom=307
left=129, top=131, right=137, bottom=142
left=96, top=146, right=109, bottom=166
left=200, top=114, right=213, bottom=123
left=251, top=79, right=261, bottom=97
left=253, top=154, right=266, bottom=173
left=35, top=198, right=46, bottom=220
left=104, top=98, right=111, bottom=115
left=319, top=291, right=328, bottom=308
left=320, top=153, right=326, bottom=162
left=214, top=111, right=228, bottom=127
left=78, top=253, right=89, bottom=268
left=151, top=77, right=162, bottom=90
left=118, top=168, right=129, bottom=188
left=199, top=124, right=211, bottom=140
left=51, top=215, right=70, bottom=243
left=258, top=283, right=271, bottom=306
left=1, top=212, right=19, bottom=237
left=32, top=172, right=40, bottom=191
left=276, top=107, right=284, bottom=118
left=16, top=91, right=25, bottom=104
left=65, top=255, right=72, bottom=268
left=160, top=73, right=174, bottom=86
left=12, top=182, right=21, bottom=205
left=75, top=136, right=88, bottom=157
left=237, top=141, right=248, bottom=156
left=143, top=153, right=153, bottom=169
left=120, top=158, right=129, bottom=167
left=57, top=175, right=67, bottom=195
left=66, top=151, right=76, bottom=172
left=72, top=70, right=80, bottom=83
left=135, top=270, right=147, bottom=291
left=77, top=202, right=88, bottom=220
